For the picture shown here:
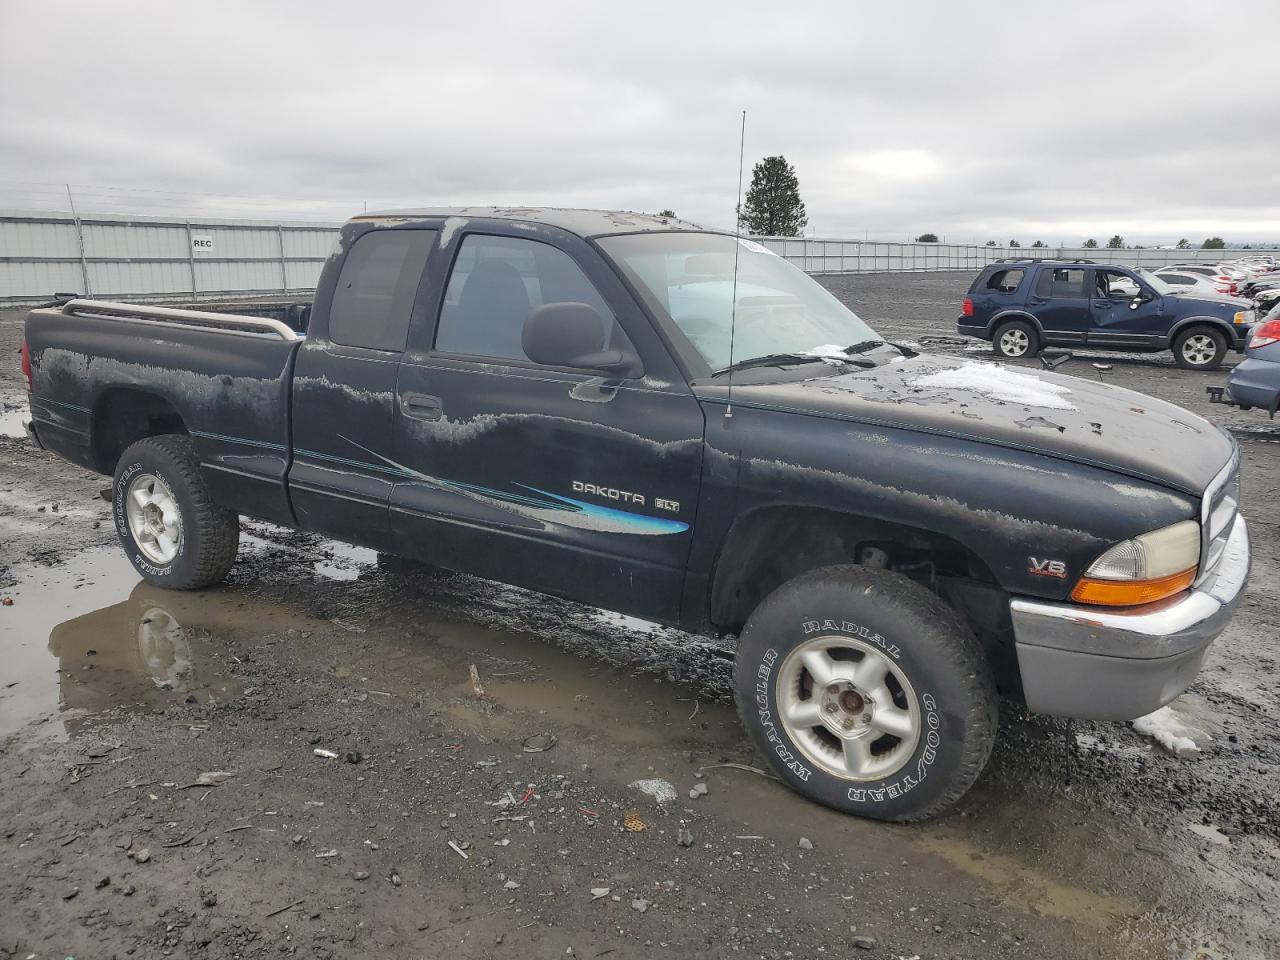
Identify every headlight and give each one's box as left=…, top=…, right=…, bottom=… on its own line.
left=1234, top=310, right=1252, bottom=325
left=1070, top=520, right=1199, bottom=606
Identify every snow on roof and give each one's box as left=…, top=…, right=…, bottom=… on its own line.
left=912, top=361, right=1077, bottom=411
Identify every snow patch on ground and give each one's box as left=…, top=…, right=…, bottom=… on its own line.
left=629, top=778, right=677, bottom=805
left=1132, top=701, right=1214, bottom=758
left=912, top=361, right=1078, bottom=410
left=1073, top=733, right=1148, bottom=760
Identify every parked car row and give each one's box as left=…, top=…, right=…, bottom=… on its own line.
left=1152, top=255, right=1278, bottom=303
left=959, top=257, right=1255, bottom=369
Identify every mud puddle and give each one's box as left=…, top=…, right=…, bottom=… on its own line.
left=0, top=386, right=27, bottom=438
left=0, top=547, right=241, bottom=740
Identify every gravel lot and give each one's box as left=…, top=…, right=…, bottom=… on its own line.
left=1, top=273, right=1277, bottom=959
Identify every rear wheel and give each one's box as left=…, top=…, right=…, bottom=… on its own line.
left=1173, top=326, right=1227, bottom=370
left=992, top=319, right=1039, bottom=360
left=732, top=565, right=998, bottom=822
left=112, top=435, right=239, bottom=589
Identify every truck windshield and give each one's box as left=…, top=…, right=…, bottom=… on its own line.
left=598, top=232, right=881, bottom=374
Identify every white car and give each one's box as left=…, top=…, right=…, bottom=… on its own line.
left=1153, top=269, right=1230, bottom=296
left=1159, top=265, right=1237, bottom=295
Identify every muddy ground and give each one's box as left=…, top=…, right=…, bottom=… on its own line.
left=1, top=275, right=1277, bottom=960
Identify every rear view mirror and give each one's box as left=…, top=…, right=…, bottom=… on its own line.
left=523, top=302, right=642, bottom=377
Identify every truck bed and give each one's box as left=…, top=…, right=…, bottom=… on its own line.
left=24, top=299, right=303, bottom=526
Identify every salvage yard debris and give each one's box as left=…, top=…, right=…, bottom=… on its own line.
left=521, top=732, right=557, bottom=753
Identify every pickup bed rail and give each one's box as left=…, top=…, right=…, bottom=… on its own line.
left=62, top=298, right=301, bottom=342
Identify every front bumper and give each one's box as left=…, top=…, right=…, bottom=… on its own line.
left=1008, top=514, right=1250, bottom=721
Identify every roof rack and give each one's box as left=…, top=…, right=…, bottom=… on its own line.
left=993, top=257, right=1096, bottom=264
left=61, top=299, right=301, bottom=342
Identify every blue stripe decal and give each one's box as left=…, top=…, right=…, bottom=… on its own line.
left=30, top=396, right=90, bottom=413
left=519, top=485, right=689, bottom=534
left=332, top=434, right=687, bottom=537
left=192, top=430, right=287, bottom=451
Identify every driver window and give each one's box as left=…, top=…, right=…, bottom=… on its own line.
left=435, top=234, right=632, bottom=363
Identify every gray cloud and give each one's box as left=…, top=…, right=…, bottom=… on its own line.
left=1, top=0, right=1277, bottom=244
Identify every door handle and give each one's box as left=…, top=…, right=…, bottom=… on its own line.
left=399, top=392, right=443, bottom=421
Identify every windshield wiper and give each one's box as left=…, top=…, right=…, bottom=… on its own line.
left=711, top=353, right=829, bottom=377
left=842, top=339, right=887, bottom=354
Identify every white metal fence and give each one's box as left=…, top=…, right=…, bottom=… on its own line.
left=2, top=210, right=1276, bottom=306
left=0, top=211, right=339, bottom=306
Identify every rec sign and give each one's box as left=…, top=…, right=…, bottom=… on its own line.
left=191, top=234, right=214, bottom=253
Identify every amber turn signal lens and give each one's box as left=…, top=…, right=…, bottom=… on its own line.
left=1069, top=567, right=1197, bottom=607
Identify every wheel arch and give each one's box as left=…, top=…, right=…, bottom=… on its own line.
left=707, top=505, right=1018, bottom=686
left=1168, top=315, right=1236, bottom=345
left=91, top=387, right=189, bottom=475
left=989, top=310, right=1043, bottom=335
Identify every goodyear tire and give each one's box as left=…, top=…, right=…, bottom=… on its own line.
left=733, top=565, right=998, bottom=822
left=112, top=434, right=239, bottom=590
left=992, top=319, right=1039, bottom=360
left=1173, top=325, right=1228, bottom=370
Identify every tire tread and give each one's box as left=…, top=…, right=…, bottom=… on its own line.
left=732, top=564, right=999, bottom=822
left=115, top=434, right=239, bottom=589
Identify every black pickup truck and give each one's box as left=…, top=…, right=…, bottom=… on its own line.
left=21, top=208, right=1250, bottom=822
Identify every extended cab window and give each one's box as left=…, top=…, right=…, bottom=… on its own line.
left=1035, top=267, right=1086, bottom=298
left=985, top=268, right=1025, bottom=294
left=330, top=229, right=435, bottom=351
left=435, top=234, right=630, bottom=363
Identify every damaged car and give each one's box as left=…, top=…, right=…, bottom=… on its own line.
left=20, top=208, right=1250, bottom=822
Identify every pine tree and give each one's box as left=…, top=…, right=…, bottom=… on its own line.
left=739, top=156, right=808, bottom=237
left=1082, top=239, right=1098, bottom=248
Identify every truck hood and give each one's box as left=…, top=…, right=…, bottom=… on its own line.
left=713, top=355, right=1233, bottom=495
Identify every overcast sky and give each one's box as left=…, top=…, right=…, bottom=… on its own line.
left=1, top=0, right=1277, bottom=244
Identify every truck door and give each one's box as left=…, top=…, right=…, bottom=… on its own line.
left=387, top=227, right=705, bottom=623
left=1025, top=266, right=1091, bottom=344
left=288, top=225, right=436, bottom=548
left=1088, top=268, right=1163, bottom=348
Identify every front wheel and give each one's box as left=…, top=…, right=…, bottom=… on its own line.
left=732, top=565, right=998, bottom=822
left=1173, top=326, right=1228, bottom=370
left=112, top=434, right=239, bottom=589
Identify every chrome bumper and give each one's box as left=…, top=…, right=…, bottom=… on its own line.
left=1009, top=515, right=1250, bottom=721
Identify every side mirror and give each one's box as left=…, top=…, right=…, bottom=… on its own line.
left=522, top=301, right=642, bottom=377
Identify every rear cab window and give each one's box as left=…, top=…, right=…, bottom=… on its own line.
left=329, top=229, right=435, bottom=351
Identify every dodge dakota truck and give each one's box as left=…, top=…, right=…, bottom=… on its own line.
left=21, top=208, right=1250, bottom=821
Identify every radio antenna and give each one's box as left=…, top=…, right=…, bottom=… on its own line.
left=725, top=109, right=747, bottom=420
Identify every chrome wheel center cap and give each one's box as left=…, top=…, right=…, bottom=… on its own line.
left=820, top=681, right=874, bottom=736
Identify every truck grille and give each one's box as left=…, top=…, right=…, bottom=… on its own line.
left=1200, top=454, right=1240, bottom=582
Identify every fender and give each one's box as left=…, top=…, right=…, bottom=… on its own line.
left=1165, top=315, right=1242, bottom=348
left=988, top=309, right=1043, bottom=336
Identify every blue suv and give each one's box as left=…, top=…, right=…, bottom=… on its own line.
left=957, top=259, right=1254, bottom=369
